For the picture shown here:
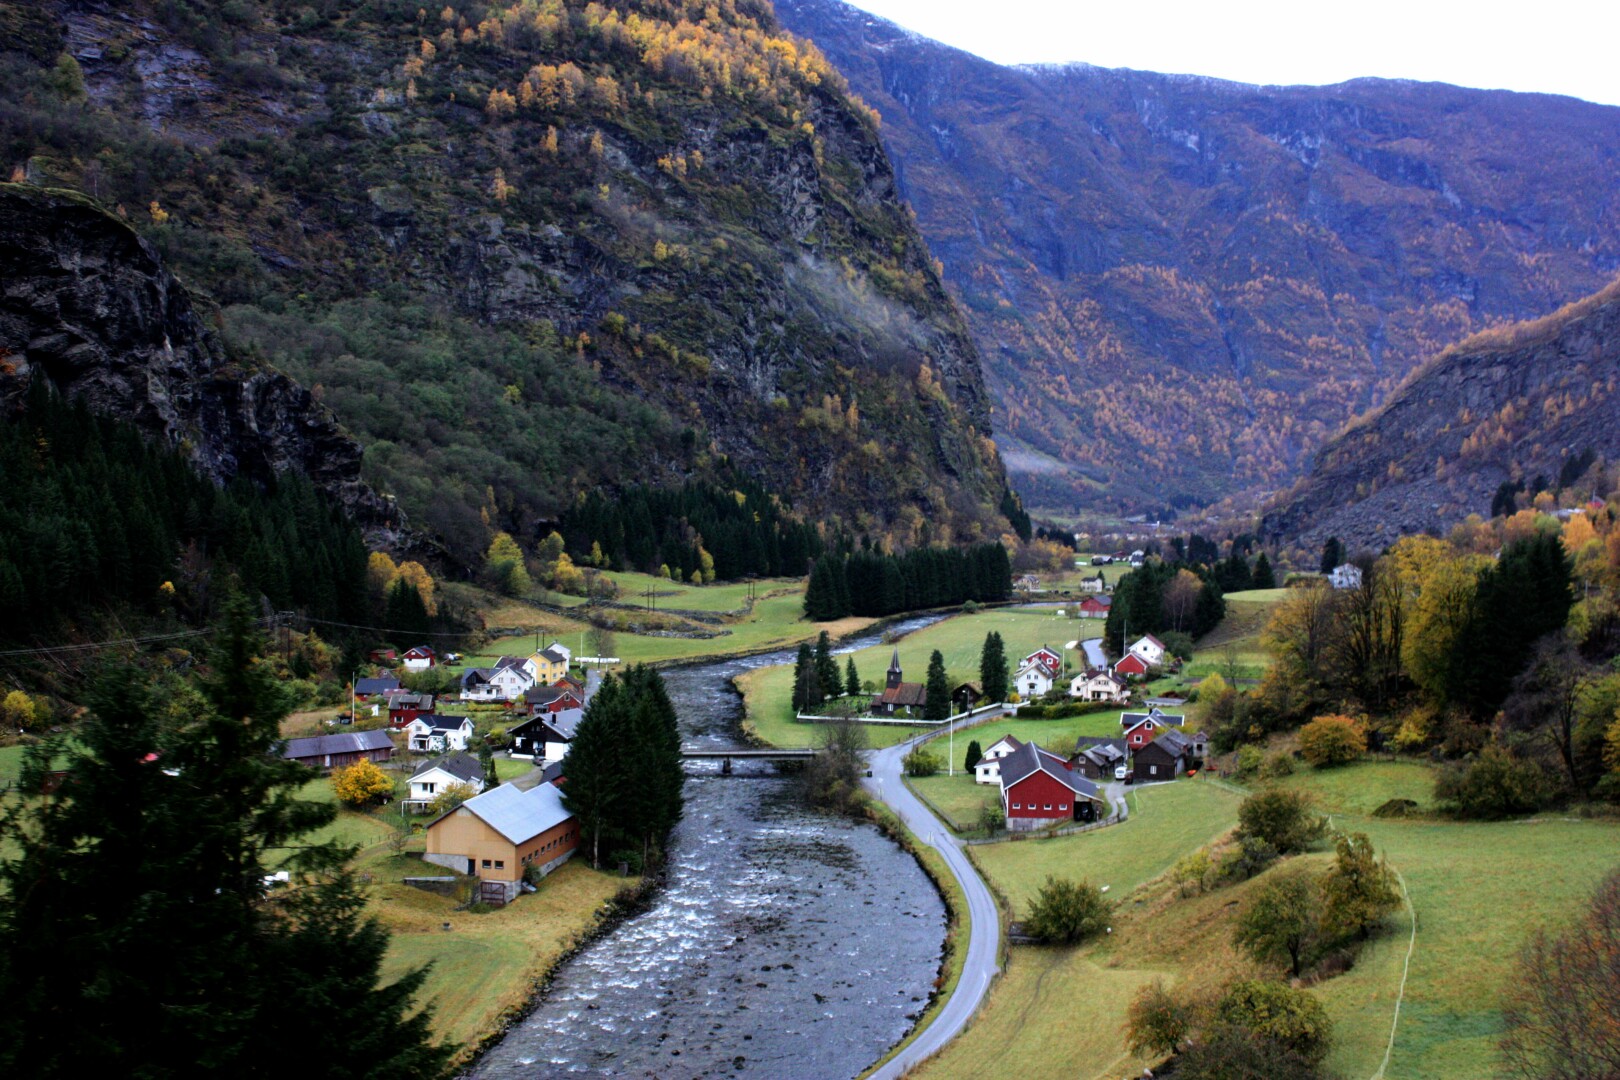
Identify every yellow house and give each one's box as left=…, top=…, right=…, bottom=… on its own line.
left=528, top=642, right=572, bottom=685
left=423, top=781, right=578, bottom=902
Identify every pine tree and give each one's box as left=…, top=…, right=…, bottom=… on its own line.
left=791, top=643, right=822, bottom=713
left=0, top=596, right=451, bottom=1075
left=1320, top=537, right=1345, bottom=575
left=814, top=631, right=840, bottom=697
left=845, top=655, right=861, bottom=697
left=965, top=739, right=983, bottom=771
left=980, top=632, right=1008, bottom=702
left=560, top=676, right=625, bottom=868
left=385, top=576, right=431, bottom=640
left=1251, top=552, right=1276, bottom=589
left=924, top=649, right=951, bottom=721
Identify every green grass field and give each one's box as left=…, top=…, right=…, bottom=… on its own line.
left=598, top=570, right=802, bottom=612
left=917, top=757, right=1620, bottom=1080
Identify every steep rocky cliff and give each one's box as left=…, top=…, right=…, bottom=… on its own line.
left=0, top=183, right=401, bottom=542
left=776, top=0, right=1620, bottom=515
left=1, top=0, right=1012, bottom=560
left=1259, top=277, right=1620, bottom=553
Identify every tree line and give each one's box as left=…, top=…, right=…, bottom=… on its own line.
left=1102, top=559, right=1228, bottom=656
left=559, top=665, right=684, bottom=872
left=0, top=383, right=370, bottom=639
left=560, top=479, right=825, bottom=583
left=803, top=543, right=1012, bottom=621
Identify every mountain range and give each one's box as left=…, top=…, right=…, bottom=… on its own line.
left=1, top=0, right=1014, bottom=564
left=775, top=0, right=1620, bottom=517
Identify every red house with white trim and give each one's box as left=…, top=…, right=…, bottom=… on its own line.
left=1022, top=646, right=1062, bottom=673
left=999, top=741, right=1106, bottom=831
left=1114, top=653, right=1150, bottom=678
left=1121, top=708, right=1185, bottom=751
left=1078, top=596, right=1112, bottom=618
left=402, top=645, right=437, bottom=671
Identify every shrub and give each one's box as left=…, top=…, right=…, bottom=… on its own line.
left=1239, top=788, right=1326, bottom=854
left=1172, top=847, right=1213, bottom=896
left=1125, top=980, right=1194, bottom=1056
left=1298, top=714, right=1367, bottom=767
left=332, top=758, right=394, bottom=807
left=1231, top=744, right=1264, bottom=778
left=1259, top=751, right=1296, bottom=779
left=1213, top=979, right=1332, bottom=1064
left=1171, top=1025, right=1326, bottom=1079
left=1023, top=876, right=1110, bottom=944
left=1372, top=798, right=1420, bottom=819
left=1434, top=744, right=1552, bottom=819
left=903, top=747, right=940, bottom=777
left=1159, top=630, right=1195, bottom=660
left=963, top=739, right=982, bottom=771
left=1234, top=869, right=1323, bottom=977
left=1215, top=835, right=1280, bottom=884
left=1319, top=832, right=1401, bottom=944
left=427, top=781, right=477, bottom=816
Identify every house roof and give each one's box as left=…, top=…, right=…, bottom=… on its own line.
left=1114, top=654, right=1149, bottom=673
left=953, top=681, right=982, bottom=696
left=412, top=714, right=472, bottom=733
left=387, top=692, right=434, bottom=710
left=281, top=729, right=394, bottom=760
left=981, top=734, right=1025, bottom=757
left=1075, top=669, right=1125, bottom=687
left=538, top=646, right=568, bottom=664
left=1122, top=708, right=1185, bottom=731
left=403, top=645, right=436, bottom=658
left=494, top=655, right=530, bottom=671
left=411, top=751, right=484, bottom=785
left=878, top=682, right=927, bottom=707
left=1081, top=595, right=1112, bottom=607
left=541, top=707, right=583, bottom=741
left=354, top=676, right=401, bottom=696
left=999, top=741, right=1100, bottom=799
left=1155, top=729, right=1193, bottom=755
left=431, top=780, right=572, bottom=844
left=1135, top=634, right=1167, bottom=651
left=1017, top=657, right=1056, bottom=678
left=461, top=666, right=498, bottom=686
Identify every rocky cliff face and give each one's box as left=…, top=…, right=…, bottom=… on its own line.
left=776, top=0, right=1620, bottom=515
left=0, top=184, right=401, bottom=543
left=1259, top=278, right=1620, bottom=553
left=1, top=1, right=1012, bottom=560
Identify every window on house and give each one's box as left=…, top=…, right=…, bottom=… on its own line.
left=1059, top=804, right=1068, bottom=811
left=494, top=860, right=505, bottom=869
left=1011, top=802, right=1021, bottom=810
left=1150, top=765, right=1158, bottom=775
left=1043, top=803, right=1052, bottom=811
left=423, top=782, right=435, bottom=794
left=481, top=859, right=492, bottom=868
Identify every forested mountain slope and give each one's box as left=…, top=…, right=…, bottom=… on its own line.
left=1260, top=277, right=1620, bottom=554
left=776, top=0, right=1620, bottom=515
left=1, top=0, right=1013, bottom=562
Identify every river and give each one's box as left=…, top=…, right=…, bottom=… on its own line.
left=472, top=620, right=948, bottom=1079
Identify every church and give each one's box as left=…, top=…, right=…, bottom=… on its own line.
left=874, top=648, right=928, bottom=715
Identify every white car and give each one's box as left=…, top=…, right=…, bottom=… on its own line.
left=1114, top=764, right=1129, bottom=781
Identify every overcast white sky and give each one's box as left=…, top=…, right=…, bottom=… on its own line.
left=837, top=0, right=1620, bottom=107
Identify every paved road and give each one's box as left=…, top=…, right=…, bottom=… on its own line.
left=1080, top=638, right=1108, bottom=669
left=862, top=720, right=1003, bottom=1080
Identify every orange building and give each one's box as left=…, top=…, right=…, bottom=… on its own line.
left=423, top=781, right=578, bottom=903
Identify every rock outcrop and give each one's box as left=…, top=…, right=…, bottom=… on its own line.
left=1260, top=277, right=1620, bottom=552
left=0, top=184, right=401, bottom=544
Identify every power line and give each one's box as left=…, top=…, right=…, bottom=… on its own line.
left=0, top=620, right=271, bottom=660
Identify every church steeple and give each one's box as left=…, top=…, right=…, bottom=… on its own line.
left=886, top=647, right=902, bottom=689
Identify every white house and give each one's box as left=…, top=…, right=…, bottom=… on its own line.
left=405, top=751, right=485, bottom=810
left=494, top=654, right=540, bottom=681
left=401, top=645, right=437, bottom=671
left=1127, top=634, right=1168, bottom=668
left=1070, top=669, right=1129, bottom=703
left=460, top=664, right=534, bottom=703
left=973, top=734, right=1026, bottom=785
left=1079, top=573, right=1107, bottom=594
left=1330, top=564, right=1363, bottom=590
left=405, top=714, right=476, bottom=753
left=1014, top=659, right=1056, bottom=700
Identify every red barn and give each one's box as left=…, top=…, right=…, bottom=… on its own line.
left=1078, top=596, right=1112, bottom=618
left=1114, top=653, right=1149, bottom=678
left=999, top=742, right=1105, bottom=831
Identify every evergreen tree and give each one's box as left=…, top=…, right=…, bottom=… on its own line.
left=559, top=676, right=624, bottom=868
left=924, top=649, right=951, bottom=721
left=1319, top=537, right=1345, bottom=575
left=980, top=632, right=1008, bottom=702
left=1251, top=552, right=1276, bottom=589
left=385, top=576, right=431, bottom=640
left=814, top=631, right=840, bottom=697
left=791, top=643, right=822, bottom=712
left=0, top=597, right=451, bottom=1075
left=965, top=739, right=983, bottom=771
left=845, top=655, right=861, bottom=697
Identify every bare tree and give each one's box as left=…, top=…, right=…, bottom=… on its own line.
left=1501, top=870, right=1620, bottom=1079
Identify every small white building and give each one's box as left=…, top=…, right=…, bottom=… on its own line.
left=1070, top=669, right=1129, bottom=703
left=401, top=645, right=437, bottom=671
left=1014, top=659, right=1056, bottom=700
left=1127, top=634, right=1168, bottom=668
left=1079, top=573, right=1107, bottom=594
left=1330, top=564, right=1363, bottom=590
left=973, top=734, right=1026, bottom=785
left=460, top=664, right=534, bottom=703
left=405, top=751, right=486, bottom=810
left=405, top=714, right=476, bottom=753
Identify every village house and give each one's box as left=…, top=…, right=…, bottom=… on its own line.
left=493, top=654, right=540, bottom=680
left=1078, top=595, right=1112, bottom=618
left=405, top=714, right=476, bottom=753
left=354, top=674, right=401, bottom=698
left=1126, top=634, right=1169, bottom=667
left=952, top=682, right=983, bottom=711
left=1330, top=563, right=1364, bottom=590
left=1079, top=572, right=1108, bottom=594
left=509, top=707, right=583, bottom=762
left=876, top=649, right=928, bottom=715
left=401, top=645, right=437, bottom=671
left=404, top=751, right=485, bottom=810
left=1022, top=646, right=1062, bottom=672
left=1014, top=657, right=1056, bottom=699
left=529, top=643, right=572, bottom=684
left=460, top=664, right=534, bottom=703
left=1070, top=736, right=1128, bottom=782
left=385, top=691, right=435, bottom=729
left=1113, top=652, right=1151, bottom=678
left=423, top=781, right=579, bottom=903
left=1014, top=573, right=1041, bottom=592
left=368, top=648, right=398, bottom=664
left=973, top=734, right=1026, bottom=785
left=999, top=741, right=1106, bottom=831
left=1070, top=668, right=1129, bottom=704
left=1133, top=729, right=1193, bottom=782
left=1121, top=708, right=1185, bottom=751
left=523, top=684, right=584, bottom=717
left=281, top=729, right=395, bottom=772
